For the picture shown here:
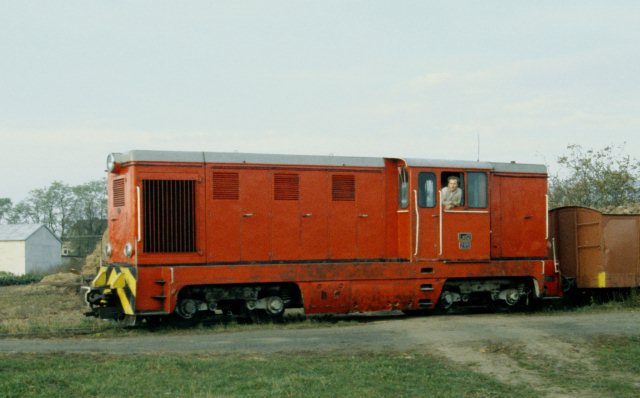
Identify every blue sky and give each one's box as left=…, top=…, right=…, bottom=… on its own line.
left=1, top=1, right=639, bottom=202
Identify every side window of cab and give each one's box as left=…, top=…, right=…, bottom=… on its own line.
left=398, top=167, right=409, bottom=208
left=467, top=172, right=488, bottom=208
left=418, top=172, right=436, bottom=207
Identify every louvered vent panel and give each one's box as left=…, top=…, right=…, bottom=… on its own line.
left=212, top=172, right=239, bottom=200
left=274, top=173, right=299, bottom=200
left=113, top=179, right=125, bottom=207
left=332, top=175, right=356, bottom=201
left=143, top=180, right=196, bottom=253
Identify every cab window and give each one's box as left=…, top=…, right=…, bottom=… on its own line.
left=467, top=172, right=488, bottom=208
left=398, top=168, right=409, bottom=208
left=418, top=172, right=436, bottom=207
left=441, top=172, right=465, bottom=206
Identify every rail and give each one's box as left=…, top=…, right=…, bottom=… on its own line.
left=413, top=189, right=419, bottom=256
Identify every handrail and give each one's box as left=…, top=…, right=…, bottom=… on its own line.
left=552, top=237, right=559, bottom=273
left=439, top=191, right=443, bottom=256
left=443, top=209, right=489, bottom=214
left=545, top=194, right=549, bottom=240
left=413, top=189, right=419, bottom=256
left=136, top=186, right=141, bottom=243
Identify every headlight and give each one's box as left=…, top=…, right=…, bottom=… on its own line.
left=106, top=153, right=120, bottom=173
left=104, top=243, right=112, bottom=257
left=123, top=242, right=133, bottom=258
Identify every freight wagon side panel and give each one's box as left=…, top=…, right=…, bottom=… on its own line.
left=601, top=216, right=640, bottom=288
left=550, top=207, right=640, bottom=289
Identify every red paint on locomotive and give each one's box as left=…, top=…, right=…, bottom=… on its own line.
left=88, top=151, right=562, bottom=322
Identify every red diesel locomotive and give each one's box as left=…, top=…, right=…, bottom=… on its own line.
left=85, top=150, right=562, bottom=323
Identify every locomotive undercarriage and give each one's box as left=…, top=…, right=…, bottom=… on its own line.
left=173, top=283, right=302, bottom=323
left=438, top=278, right=537, bottom=311
left=85, top=270, right=540, bottom=325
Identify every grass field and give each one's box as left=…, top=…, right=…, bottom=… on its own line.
left=0, top=351, right=536, bottom=398
left=506, top=335, right=640, bottom=397
left=0, top=283, right=112, bottom=336
left=1, top=336, right=639, bottom=397
left=2, top=280, right=640, bottom=396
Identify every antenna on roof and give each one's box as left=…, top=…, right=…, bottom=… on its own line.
left=476, top=133, right=480, bottom=162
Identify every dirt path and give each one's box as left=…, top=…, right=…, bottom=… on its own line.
left=1, top=310, right=638, bottom=354
left=2, top=310, right=639, bottom=397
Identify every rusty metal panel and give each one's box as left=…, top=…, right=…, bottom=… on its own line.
left=602, top=216, right=640, bottom=288
left=551, top=206, right=640, bottom=289
left=551, top=208, right=579, bottom=279
left=575, top=208, right=604, bottom=288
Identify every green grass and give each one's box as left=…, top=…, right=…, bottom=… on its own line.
left=593, top=335, right=640, bottom=375
left=4, top=337, right=638, bottom=397
left=0, top=351, right=531, bottom=398
left=499, top=336, right=640, bottom=398
left=540, top=287, right=640, bottom=315
left=0, top=272, right=42, bottom=286
left=0, top=284, right=114, bottom=336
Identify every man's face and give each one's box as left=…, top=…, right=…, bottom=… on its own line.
left=448, top=179, right=458, bottom=191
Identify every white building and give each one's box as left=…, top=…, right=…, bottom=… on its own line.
left=0, top=224, right=61, bottom=275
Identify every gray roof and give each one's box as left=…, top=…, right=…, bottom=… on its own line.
left=112, top=150, right=385, bottom=168
left=0, top=224, right=58, bottom=241
left=403, top=158, right=547, bottom=174
left=109, top=150, right=546, bottom=174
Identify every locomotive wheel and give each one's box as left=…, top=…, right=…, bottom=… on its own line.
left=249, top=296, right=286, bottom=323
left=170, top=298, right=205, bottom=327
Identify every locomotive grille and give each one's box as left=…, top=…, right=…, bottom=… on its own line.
left=113, top=179, right=125, bottom=207
left=142, top=179, right=196, bottom=253
left=332, top=175, right=356, bottom=201
left=212, top=172, right=240, bottom=200
left=274, top=173, right=299, bottom=200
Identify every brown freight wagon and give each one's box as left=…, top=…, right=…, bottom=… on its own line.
left=549, top=206, right=640, bottom=289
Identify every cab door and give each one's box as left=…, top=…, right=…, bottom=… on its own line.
left=439, top=171, right=491, bottom=260
left=413, top=170, right=439, bottom=259
left=413, top=170, right=491, bottom=261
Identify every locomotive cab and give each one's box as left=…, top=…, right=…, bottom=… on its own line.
left=396, top=158, right=560, bottom=310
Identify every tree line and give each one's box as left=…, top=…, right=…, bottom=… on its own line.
left=548, top=144, right=640, bottom=210
left=0, top=179, right=107, bottom=240
left=0, top=144, right=638, bottom=241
